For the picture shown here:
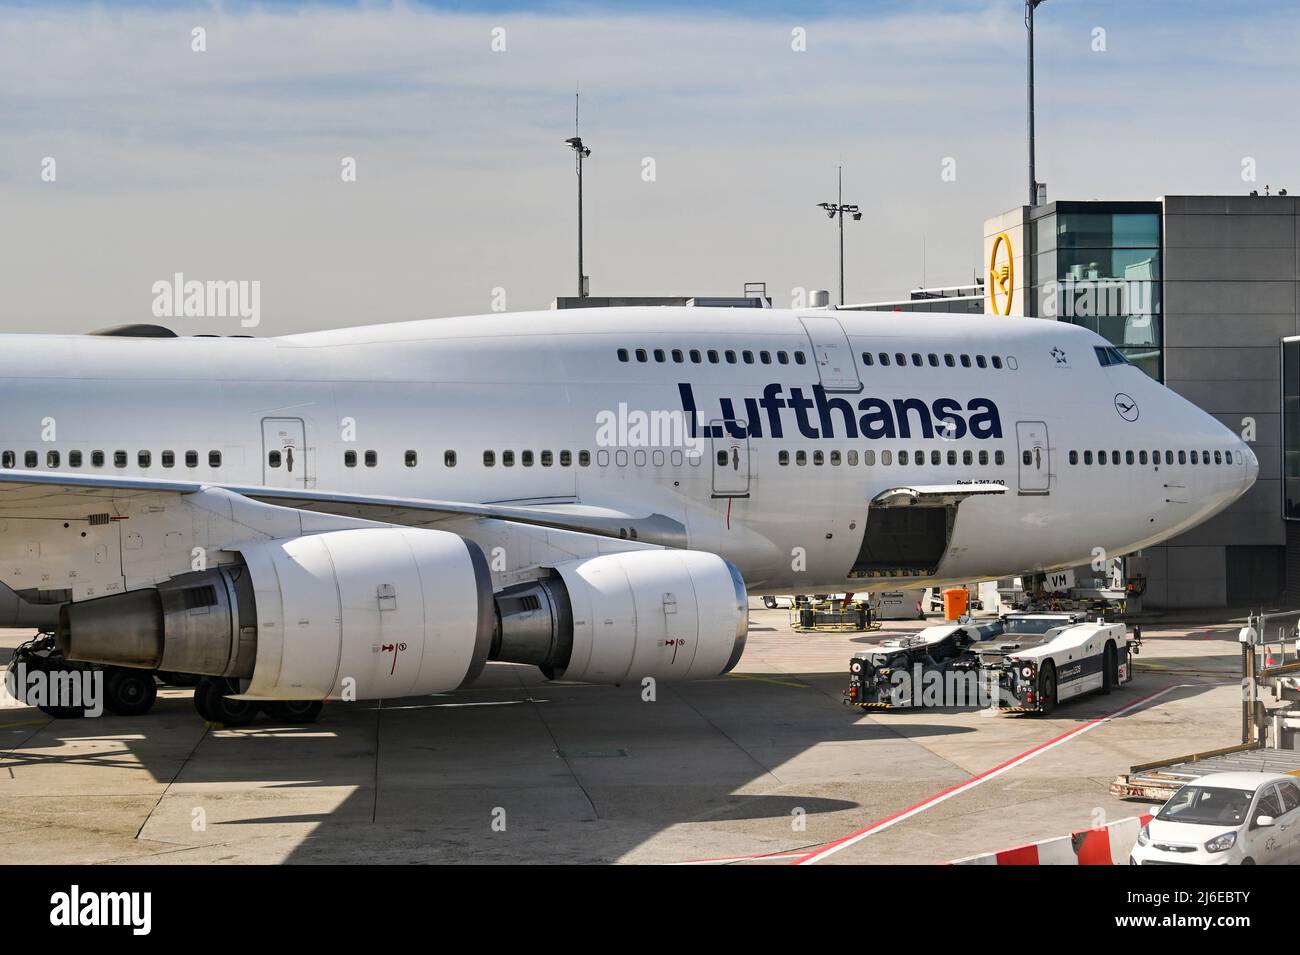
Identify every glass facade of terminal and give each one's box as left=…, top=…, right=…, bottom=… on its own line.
left=1284, top=337, right=1300, bottom=521
left=1029, top=201, right=1163, bottom=380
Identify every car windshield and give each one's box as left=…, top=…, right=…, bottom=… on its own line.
left=1157, top=786, right=1253, bottom=826
left=1002, top=617, right=1069, bottom=635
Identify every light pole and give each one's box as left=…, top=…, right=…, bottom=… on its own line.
left=816, top=166, right=861, bottom=306
left=1026, top=0, right=1047, bottom=206
left=565, top=94, right=592, bottom=298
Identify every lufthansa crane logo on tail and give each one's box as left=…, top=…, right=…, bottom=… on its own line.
left=989, top=232, right=1014, bottom=315
left=1114, top=393, right=1139, bottom=422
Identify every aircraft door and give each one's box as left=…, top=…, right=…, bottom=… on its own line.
left=1016, top=420, right=1050, bottom=494
left=261, top=417, right=307, bottom=489
left=710, top=420, right=750, bottom=497
left=799, top=316, right=861, bottom=392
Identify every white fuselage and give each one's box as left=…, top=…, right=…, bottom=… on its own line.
left=0, top=308, right=1257, bottom=593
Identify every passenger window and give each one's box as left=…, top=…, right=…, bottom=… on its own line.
left=1190, top=451, right=1199, bottom=464
left=406, top=450, right=418, bottom=467
left=560, top=450, right=572, bottom=467
left=521, top=450, right=533, bottom=467
left=1202, top=449, right=1211, bottom=465
left=635, top=349, right=648, bottom=362
left=1126, top=451, right=1134, bottom=465
left=1022, top=450, right=1032, bottom=466
left=1097, top=450, right=1106, bottom=466
left=777, top=351, right=789, bottom=364
left=93, top=451, right=105, bottom=468
left=995, top=451, right=1004, bottom=465
left=992, top=356, right=1003, bottom=369
left=672, top=349, right=684, bottom=363
left=944, top=354, right=955, bottom=367
left=1084, top=451, right=1093, bottom=465
left=69, top=451, right=82, bottom=468
left=46, top=450, right=60, bottom=468
left=895, top=352, right=906, bottom=366
left=503, top=451, right=515, bottom=467
left=716, top=450, right=728, bottom=467
left=962, top=450, right=972, bottom=465
left=915, top=450, right=925, bottom=466
left=21, top=451, right=35, bottom=468
left=779, top=450, right=790, bottom=466
left=813, top=450, right=824, bottom=466
left=911, top=353, right=922, bottom=366
left=899, top=450, right=909, bottom=465
left=690, top=349, right=702, bottom=363
left=1178, top=451, right=1186, bottom=464
left=707, top=350, right=719, bottom=364
left=978, top=450, right=989, bottom=465
left=162, top=450, right=175, bottom=468
left=794, top=351, right=806, bottom=365
left=742, top=350, right=754, bottom=364
left=1214, top=450, right=1222, bottom=465
left=579, top=450, right=591, bottom=466
left=345, top=450, right=357, bottom=468
left=268, top=451, right=282, bottom=468
left=0, top=451, right=12, bottom=469
left=847, top=450, right=858, bottom=465
left=861, top=352, right=874, bottom=366
left=541, top=450, right=553, bottom=467
left=617, top=348, right=629, bottom=362
left=364, top=450, right=377, bottom=467
left=113, top=451, right=127, bottom=468
left=829, top=450, right=841, bottom=465
left=725, top=350, right=737, bottom=364
left=138, top=451, right=151, bottom=468
left=1139, top=451, right=1148, bottom=465
left=653, top=349, right=666, bottom=363
left=796, top=450, right=807, bottom=465
left=185, top=450, right=198, bottom=468
left=881, top=450, right=892, bottom=465
left=1069, top=450, right=1078, bottom=465
left=483, top=451, right=495, bottom=467
left=928, top=354, right=939, bottom=367
left=931, top=450, right=940, bottom=465
left=760, top=351, right=771, bottom=364
left=976, top=355, right=987, bottom=368
left=960, top=355, right=971, bottom=368
left=879, top=353, right=890, bottom=366
left=210, top=451, right=222, bottom=468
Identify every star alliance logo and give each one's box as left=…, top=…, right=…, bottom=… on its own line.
left=1050, top=346, right=1067, bottom=365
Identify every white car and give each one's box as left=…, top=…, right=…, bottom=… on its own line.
left=1130, top=772, right=1300, bottom=865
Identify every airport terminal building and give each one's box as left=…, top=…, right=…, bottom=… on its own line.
left=983, top=195, right=1300, bottom=609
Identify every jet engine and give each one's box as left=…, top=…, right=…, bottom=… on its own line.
left=57, top=527, right=494, bottom=701
left=492, top=550, right=748, bottom=684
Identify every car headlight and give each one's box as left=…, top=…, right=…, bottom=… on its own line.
left=1020, top=666, right=1033, bottom=679
left=1204, top=831, right=1237, bottom=853
left=850, top=660, right=863, bottom=673
left=1136, top=825, right=1150, bottom=847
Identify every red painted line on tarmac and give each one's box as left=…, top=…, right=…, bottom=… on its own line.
left=674, top=850, right=809, bottom=865
left=790, top=683, right=1181, bottom=865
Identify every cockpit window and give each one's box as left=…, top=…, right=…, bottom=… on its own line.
left=1095, top=345, right=1131, bottom=367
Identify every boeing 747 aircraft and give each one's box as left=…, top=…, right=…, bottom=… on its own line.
left=0, top=308, right=1256, bottom=722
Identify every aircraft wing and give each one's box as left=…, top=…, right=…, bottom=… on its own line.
left=0, top=471, right=688, bottom=547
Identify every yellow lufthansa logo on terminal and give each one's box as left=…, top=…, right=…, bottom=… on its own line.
left=989, top=231, right=1014, bottom=315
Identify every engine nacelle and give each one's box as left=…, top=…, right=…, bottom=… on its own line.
left=58, top=527, right=495, bottom=701
left=492, top=550, right=748, bottom=684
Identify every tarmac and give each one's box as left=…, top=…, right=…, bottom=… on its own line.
left=0, top=603, right=1247, bottom=864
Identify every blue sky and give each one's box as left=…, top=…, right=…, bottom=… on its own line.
left=1, top=1, right=1297, bottom=333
